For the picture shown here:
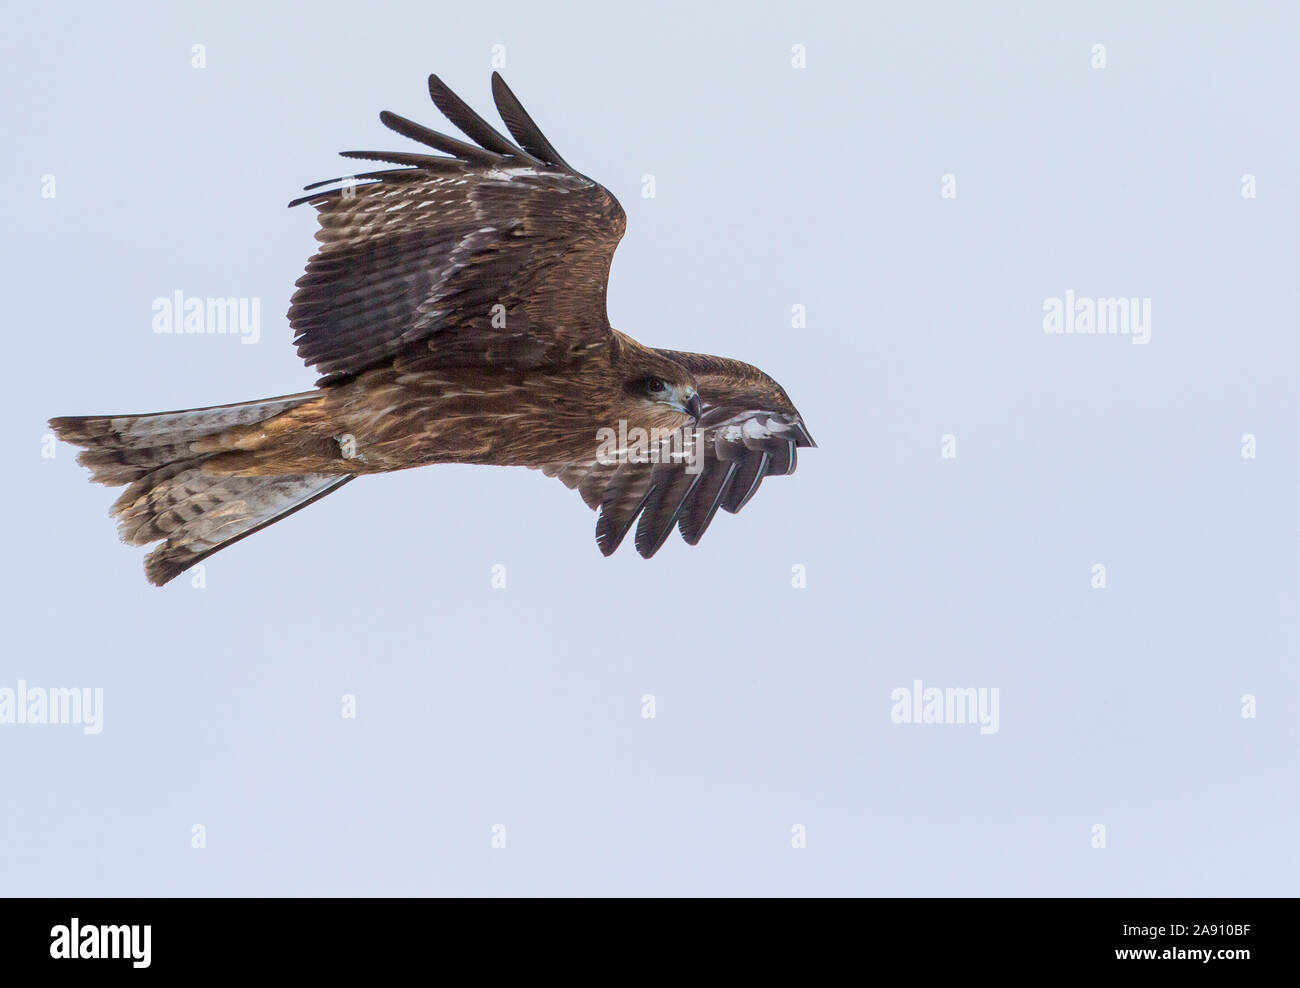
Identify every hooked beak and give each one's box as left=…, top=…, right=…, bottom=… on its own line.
left=684, top=393, right=703, bottom=423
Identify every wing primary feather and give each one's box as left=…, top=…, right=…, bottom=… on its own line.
left=299, top=176, right=349, bottom=192
left=791, top=423, right=817, bottom=448
left=765, top=440, right=794, bottom=477
left=679, top=460, right=739, bottom=545
left=634, top=468, right=703, bottom=558
left=287, top=169, right=422, bottom=206
left=378, top=110, right=502, bottom=164
left=289, top=186, right=368, bottom=207
left=339, top=150, right=463, bottom=170
left=490, top=71, right=571, bottom=169
left=427, top=74, right=540, bottom=163
left=595, top=474, right=656, bottom=556
left=722, top=451, right=770, bottom=514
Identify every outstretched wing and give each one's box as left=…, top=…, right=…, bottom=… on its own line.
left=289, top=73, right=626, bottom=384
left=539, top=353, right=816, bottom=557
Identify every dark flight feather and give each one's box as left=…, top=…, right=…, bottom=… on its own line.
left=595, top=466, right=657, bottom=556
left=288, top=170, right=423, bottom=207
left=678, top=458, right=739, bottom=545
left=635, top=464, right=704, bottom=558
left=427, top=74, right=539, bottom=162
left=722, top=450, right=769, bottom=514
left=490, top=72, right=571, bottom=169
left=377, top=110, right=501, bottom=164
left=338, top=150, right=463, bottom=170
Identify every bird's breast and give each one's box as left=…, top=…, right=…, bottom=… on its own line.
left=319, top=367, right=615, bottom=470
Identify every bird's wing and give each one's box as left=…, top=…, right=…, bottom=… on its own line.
left=289, top=73, right=626, bottom=384
left=538, top=353, right=816, bottom=557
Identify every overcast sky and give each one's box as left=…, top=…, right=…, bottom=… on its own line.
left=2, top=0, right=1297, bottom=895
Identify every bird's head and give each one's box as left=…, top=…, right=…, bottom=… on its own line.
left=622, top=369, right=702, bottom=423
left=607, top=334, right=702, bottom=432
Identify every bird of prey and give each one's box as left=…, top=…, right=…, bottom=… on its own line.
left=50, top=72, right=815, bottom=586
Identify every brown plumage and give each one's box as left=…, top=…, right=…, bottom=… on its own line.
left=50, top=72, right=815, bottom=586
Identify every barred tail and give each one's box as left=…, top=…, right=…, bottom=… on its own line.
left=49, top=394, right=352, bottom=586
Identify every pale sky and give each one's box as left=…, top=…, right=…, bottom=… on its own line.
left=2, top=0, right=1297, bottom=895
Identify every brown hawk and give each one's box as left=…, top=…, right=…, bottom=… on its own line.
left=50, top=72, right=815, bottom=585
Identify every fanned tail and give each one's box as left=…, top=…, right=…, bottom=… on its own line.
left=50, top=394, right=352, bottom=586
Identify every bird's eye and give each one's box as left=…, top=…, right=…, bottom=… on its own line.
left=646, top=378, right=666, bottom=394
